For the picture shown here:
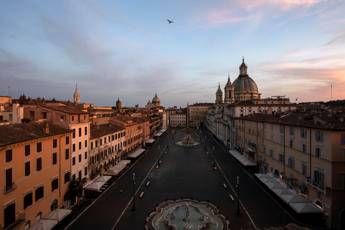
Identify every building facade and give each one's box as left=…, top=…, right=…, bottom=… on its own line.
left=0, top=96, right=23, bottom=125
left=233, top=112, right=345, bottom=228
left=111, top=116, right=145, bottom=154
left=89, top=124, right=125, bottom=178
left=0, top=122, right=71, bottom=229
left=168, top=108, right=187, bottom=128
left=23, top=103, right=90, bottom=182
left=187, top=103, right=212, bottom=128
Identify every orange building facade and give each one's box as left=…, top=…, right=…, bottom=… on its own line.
left=0, top=122, right=71, bottom=229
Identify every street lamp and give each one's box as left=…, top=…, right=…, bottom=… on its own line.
left=131, top=172, right=136, bottom=211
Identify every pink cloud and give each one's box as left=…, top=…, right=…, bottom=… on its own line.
left=201, top=0, right=322, bottom=26
left=240, top=0, right=320, bottom=10
left=205, top=8, right=251, bottom=26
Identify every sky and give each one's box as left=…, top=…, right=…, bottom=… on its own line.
left=0, top=0, right=345, bottom=107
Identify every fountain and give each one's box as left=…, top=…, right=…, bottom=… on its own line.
left=145, top=199, right=229, bottom=230
left=176, top=129, right=199, bottom=147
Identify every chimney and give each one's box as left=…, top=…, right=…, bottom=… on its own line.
left=44, top=123, right=50, bottom=135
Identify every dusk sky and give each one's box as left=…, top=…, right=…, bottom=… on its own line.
left=0, top=0, right=344, bottom=106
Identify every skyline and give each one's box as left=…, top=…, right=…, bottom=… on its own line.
left=1, top=0, right=345, bottom=106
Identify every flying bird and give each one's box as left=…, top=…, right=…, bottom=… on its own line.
left=167, top=19, right=174, bottom=24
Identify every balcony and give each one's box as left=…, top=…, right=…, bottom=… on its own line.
left=4, top=182, right=17, bottom=194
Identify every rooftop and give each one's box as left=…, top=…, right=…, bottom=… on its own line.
left=239, top=111, right=345, bottom=131
left=0, top=122, right=70, bottom=147
left=188, top=103, right=213, bottom=107
left=90, top=123, right=124, bottom=139
left=41, top=104, right=88, bottom=114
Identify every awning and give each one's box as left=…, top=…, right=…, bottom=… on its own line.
left=145, top=138, right=155, bottom=144
left=154, top=132, right=162, bottom=137
left=290, top=202, right=323, bottom=214
left=255, top=173, right=323, bottom=214
left=104, top=160, right=131, bottom=176
left=281, top=193, right=309, bottom=204
left=229, top=150, right=256, bottom=167
left=127, top=148, right=145, bottom=159
left=30, top=209, right=71, bottom=230
left=84, top=175, right=112, bottom=192
left=247, top=147, right=255, bottom=152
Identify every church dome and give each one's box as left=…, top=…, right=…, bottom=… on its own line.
left=152, top=93, right=160, bottom=105
left=233, top=58, right=258, bottom=94
left=232, top=75, right=258, bottom=93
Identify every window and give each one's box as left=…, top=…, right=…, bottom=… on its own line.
left=72, top=129, right=76, bottom=138
left=289, top=139, right=293, bottom=148
left=100, top=139, right=102, bottom=146
left=79, top=142, right=81, bottom=150
left=289, top=127, right=294, bottom=135
left=65, top=149, right=70, bottom=160
left=279, top=154, right=283, bottom=163
left=287, top=157, right=295, bottom=169
left=280, top=125, right=284, bottom=134
left=91, top=142, right=93, bottom=150
left=315, top=130, right=323, bottom=142
left=78, top=171, right=82, bottom=180
left=84, top=167, right=87, bottom=176
left=25, top=161, right=30, bottom=176
left=52, top=153, right=57, bottom=165
left=302, top=144, right=306, bottom=153
left=315, top=147, right=321, bottom=159
left=79, top=154, right=81, bottom=162
left=313, top=169, right=325, bottom=189
left=41, top=112, right=47, bottom=119
left=104, top=137, right=106, bottom=144
left=24, top=192, right=33, bottom=209
left=300, top=128, right=307, bottom=138
left=5, top=149, right=12, bottom=162
left=72, top=157, right=76, bottom=165
left=66, top=136, right=70, bottom=145
left=25, top=145, right=30, bottom=156
left=84, top=140, right=87, bottom=148
left=302, top=162, right=307, bottom=176
left=280, top=135, right=284, bottom=144
left=51, top=178, right=58, bottom=191
left=79, top=128, right=81, bottom=137
left=84, top=127, right=87, bottom=135
left=5, top=168, right=13, bottom=192
left=53, top=139, right=57, bottom=148
left=64, top=172, right=71, bottom=183
left=72, top=144, right=75, bottom=152
left=36, top=142, right=42, bottom=152
left=84, top=152, right=87, bottom=159
left=36, top=158, right=42, bottom=171
left=95, top=140, right=98, bottom=147
left=71, top=116, right=74, bottom=121
left=35, top=186, right=44, bottom=201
